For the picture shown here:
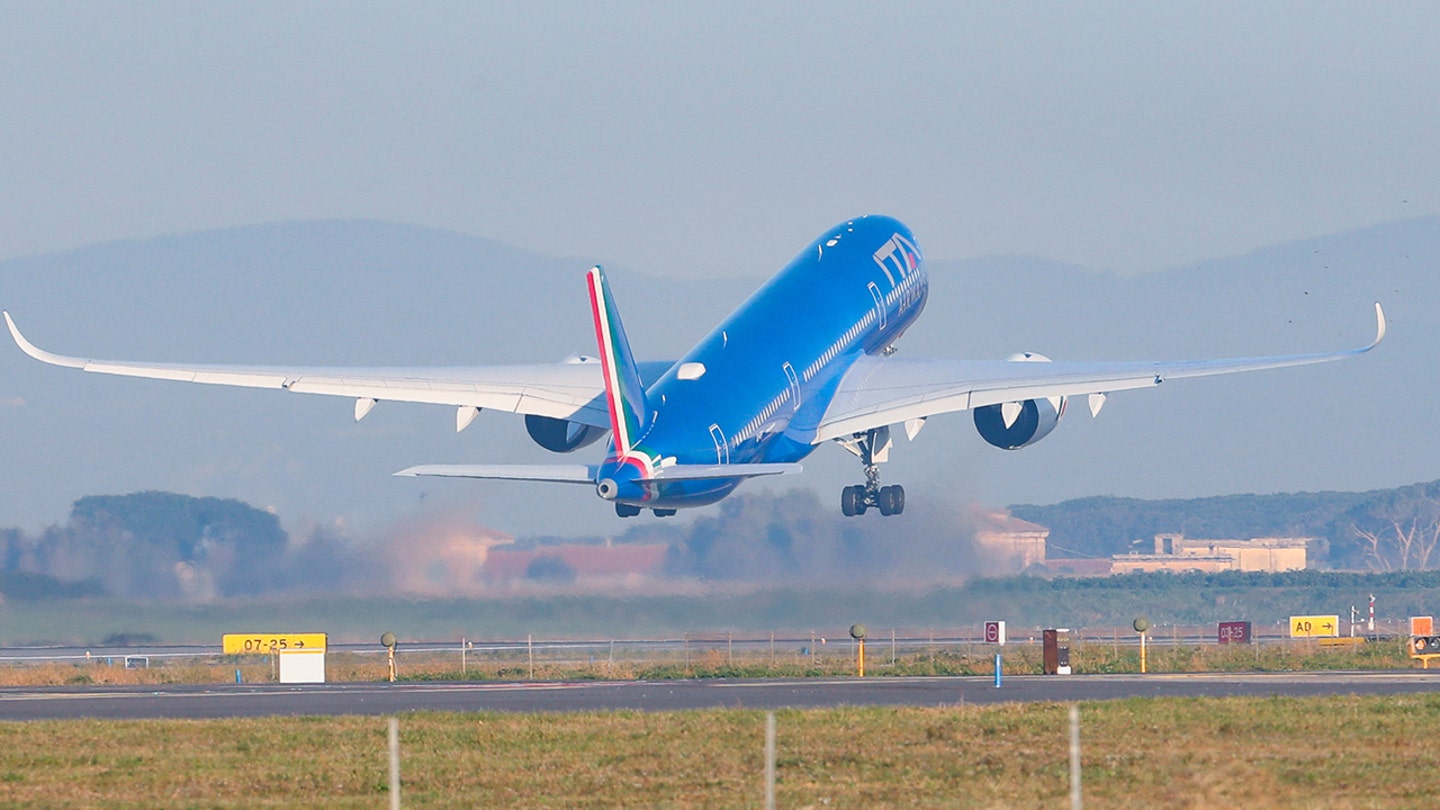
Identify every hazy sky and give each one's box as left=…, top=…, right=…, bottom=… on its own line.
left=2, top=3, right=1437, bottom=278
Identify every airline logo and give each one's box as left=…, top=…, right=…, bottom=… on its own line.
left=872, top=233, right=921, bottom=287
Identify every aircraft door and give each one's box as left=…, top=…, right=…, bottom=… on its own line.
left=868, top=282, right=887, bottom=330
left=782, top=362, right=801, bottom=411
left=709, top=424, right=729, bottom=464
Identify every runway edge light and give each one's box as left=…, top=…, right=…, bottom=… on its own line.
left=849, top=624, right=867, bottom=677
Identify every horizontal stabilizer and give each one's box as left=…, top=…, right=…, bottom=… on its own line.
left=394, top=464, right=599, bottom=483
left=393, top=462, right=802, bottom=483
left=641, top=463, right=802, bottom=481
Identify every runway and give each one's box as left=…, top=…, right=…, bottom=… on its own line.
left=2, top=671, right=1439, bottom=720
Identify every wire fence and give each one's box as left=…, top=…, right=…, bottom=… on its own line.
left=0, top=619, right=1416, bottom=673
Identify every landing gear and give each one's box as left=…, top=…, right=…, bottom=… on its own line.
left=653, top=508, right=677, bottom=518
left=838, top=427, right=905, bottom=517
left=841, top=482, right=905, bottom=516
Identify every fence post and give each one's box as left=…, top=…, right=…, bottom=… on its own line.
left=388, top=716, right=401, bottom=810
left=1069, top=705, right=1081, bottom=810
left=764, top=711, right=776, bottom=810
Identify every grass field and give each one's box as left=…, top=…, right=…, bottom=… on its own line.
left=1, top=696, right=1438, bottom=808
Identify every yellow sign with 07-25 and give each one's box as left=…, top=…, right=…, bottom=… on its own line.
left=223, top=633, right=327, bottom=655
left=1289, top=615, right=1340, bottom=638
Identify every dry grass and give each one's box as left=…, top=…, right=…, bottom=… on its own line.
left=0, top=637, right=1421, bottom=688
left=0, top=696, right=1438, bottom=808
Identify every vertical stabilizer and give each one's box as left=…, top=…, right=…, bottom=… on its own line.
left=585, top=266, right=651, bottom=456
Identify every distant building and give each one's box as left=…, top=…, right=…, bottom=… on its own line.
left=1044, top=533, right=1313, bottom=576
left=388, top=525, right=514, bottom=595
left=391, top=524, right=670, bottom=594
left=1109, top=533, right=1311, bottom=574
left=973, top=512, right=1050, bottom=573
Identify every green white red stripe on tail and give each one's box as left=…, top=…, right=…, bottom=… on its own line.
left=586, top=265, right=659, bottom=478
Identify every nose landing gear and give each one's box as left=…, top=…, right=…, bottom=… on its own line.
left=838, top=427, right=905, bottom=517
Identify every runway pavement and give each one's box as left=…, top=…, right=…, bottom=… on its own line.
left=2, top=671, right=1439, bottom=720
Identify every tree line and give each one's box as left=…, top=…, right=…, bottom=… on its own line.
left=6, top=478, right=1440, bottom=603
left=0, top=492, right=377, bottom=600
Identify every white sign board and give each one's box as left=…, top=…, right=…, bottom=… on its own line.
left=278, top=649, right=326, bottom=684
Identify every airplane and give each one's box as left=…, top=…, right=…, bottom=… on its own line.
left=5, top=215, right=1385, bottom=519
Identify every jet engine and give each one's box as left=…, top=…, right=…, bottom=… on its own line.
left=973, top=398, right=1065, bottom=449
left=525, top=414, right=607, bottom=453
left=973, top=352, right=1066, bottom=450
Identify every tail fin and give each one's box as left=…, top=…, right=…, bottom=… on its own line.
left=586, top=266, right=651, bottom=455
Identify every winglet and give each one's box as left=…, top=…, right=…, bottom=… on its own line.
left=4, top=312, right=87, bottom=369
left=586, top=266, right=651, bottom=454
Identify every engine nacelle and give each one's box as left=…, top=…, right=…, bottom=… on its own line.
left=974, top=398, right=1065, bottom=449
left=973, top=352, right=1066, bottom=450
left=525, top=414, right=607, bottom=453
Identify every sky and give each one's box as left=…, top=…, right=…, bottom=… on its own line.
left=1, top=3, right=1438, bottom=540
left=1, top=3, right=1437, bottom=279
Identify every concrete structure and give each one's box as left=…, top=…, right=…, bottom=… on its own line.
left=1110, top=534, right=1310, bottom=574
left=1046, top=534, right=1312, bottom=576
left=973, top=512, right=1050, bottom=573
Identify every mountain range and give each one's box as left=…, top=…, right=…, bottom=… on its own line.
left=1, top=216, right=1434, bottom=539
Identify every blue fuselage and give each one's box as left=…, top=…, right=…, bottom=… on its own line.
left=606, top=215, right=927, bottom=508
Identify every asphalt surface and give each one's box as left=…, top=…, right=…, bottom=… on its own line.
left=2, top=671, right=1439, bottom=720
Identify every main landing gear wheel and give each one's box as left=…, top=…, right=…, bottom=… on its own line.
left=841, top=485, right=867, bottom=516
left=877, top=484, right=905, bottom=516
left=615, top=503, right=642, bottom=518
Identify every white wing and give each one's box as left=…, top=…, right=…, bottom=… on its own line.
left=4, top=312, right=614, bottom=428
left=815, top=303, right=1386, bottom=441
